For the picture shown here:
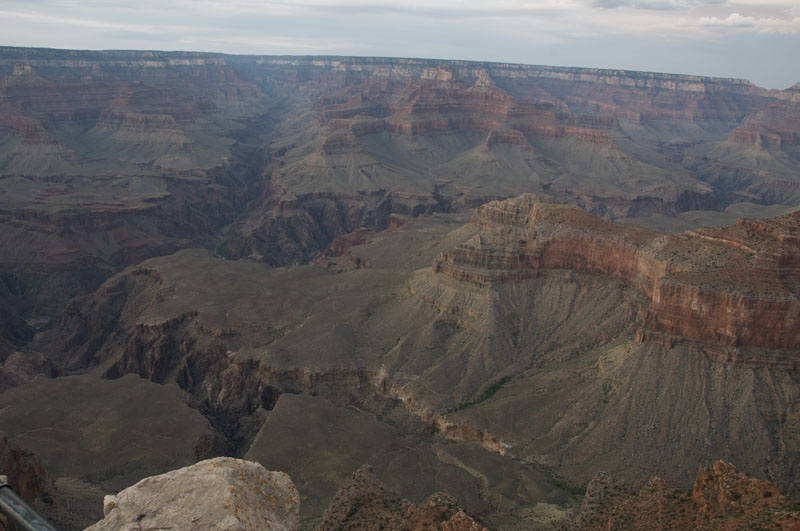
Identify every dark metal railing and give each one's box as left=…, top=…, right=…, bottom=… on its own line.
left=0, top=481, right=57, bottom=531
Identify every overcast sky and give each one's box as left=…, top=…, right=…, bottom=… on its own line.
left=1, top=0, right=798, bottom=89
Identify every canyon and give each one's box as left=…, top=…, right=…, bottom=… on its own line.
left=0, top=46, right=799, bottom=529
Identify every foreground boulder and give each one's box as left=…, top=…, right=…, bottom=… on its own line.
left=87, top=457, right=299, bottom=531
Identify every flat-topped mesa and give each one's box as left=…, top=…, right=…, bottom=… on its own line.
left=432, top=195, right=800, bottom=355
left=485, top=128, right=529, bottom=147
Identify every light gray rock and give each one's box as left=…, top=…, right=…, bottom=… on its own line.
left=86, top=457, right=299, bottom=530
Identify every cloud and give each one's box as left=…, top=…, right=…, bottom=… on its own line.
left=591, top=0, right=724, bottom=10
left=698, top=12, right=800, bottom=33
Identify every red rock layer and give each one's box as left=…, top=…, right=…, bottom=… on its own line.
left=728, top=102, right=800, bottom=147
left=432, top=195, right=800, bottom=357
left=309, top=74, right=620, bottom=150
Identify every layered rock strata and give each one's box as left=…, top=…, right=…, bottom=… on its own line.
left=433, top=195, right=800, bottom=358
left=2, top=46, right=799, bottom=324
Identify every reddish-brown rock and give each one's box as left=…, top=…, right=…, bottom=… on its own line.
left=433, top=195, right=800, bottom=359
left=728, top=102, right=800, bottom=147
left=318, top=465, right=487, bottom=531
left=0, top=432, right=55, bottom=510
left=573, top=461, right=800, bottom=530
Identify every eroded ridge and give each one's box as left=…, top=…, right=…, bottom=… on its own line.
left=433, top=195, right=800, bottom=358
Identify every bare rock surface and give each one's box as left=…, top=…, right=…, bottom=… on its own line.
left=318, top=465, right=487, bottom=531
left=435, top=194, right=800, bottom=356
left=0, top=431, right=55, bottom=512
left=87, top=457, right=299, bottom=531
left=573, top=461, right=800, bottom=530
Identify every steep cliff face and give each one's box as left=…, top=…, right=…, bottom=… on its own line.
left=434, top=195, right=800, bottom=356
left=728, top=102, right=800, bottom=147
left=231, top=190, right=445, bottom=265
left=414, top=196, right=800, bottom=494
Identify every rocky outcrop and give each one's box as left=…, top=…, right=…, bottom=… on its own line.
left=311, top=227, right=374, bottom=270
left=432, top=195, right=800, bottom=359
left=573, top=461, right=800, bottom=530
left=0, top=350, right=56, bottom=392
left=87, top=457, right=299, bottom=531
left=93, top=110, right=186, bottom=136
left=319, top=465, right=486, bottom=531
left=231, top=190, right=445, bottom=265
left=0, top=432, right=55, bottom=510
left=728, top=102, right=800, bottom=147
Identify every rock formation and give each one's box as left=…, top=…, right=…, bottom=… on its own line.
left=573, top=461, right=800, bottom=530
left=2, top=46, right=799, bottom=324
left=433, top=194, right=800, bottom=357
left=319, top=465, right=486, bottom=531
left=0, top=432, right=55, bottom=513
left=87, top=457, right=299, bottom=531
